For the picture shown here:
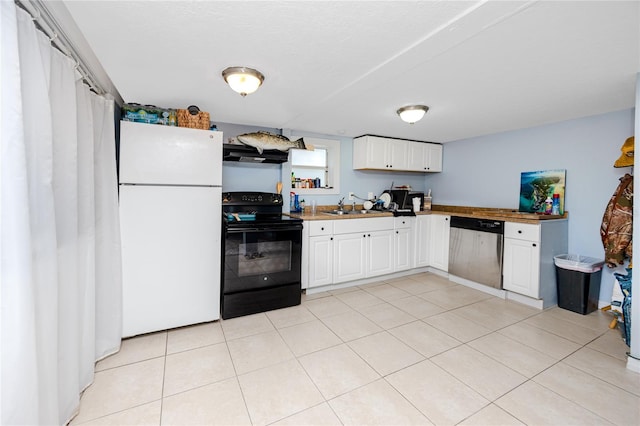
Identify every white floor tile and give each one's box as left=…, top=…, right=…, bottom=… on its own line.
left=304, top=296, right=353, bottom=318
left=387, top=359, right=489, bottom=425
left=424, top=311, right=493, bottom=342
left=70, top=400, right=161, bottom=426
left=163, top=343, right=235, bottom=396
left=221, top=313, right=275, bottom=341
left=299, top=344, right=380, bottom=399
left=73, top=358, right=164, bottom=423
left=362, top=283, right=411, bottom=301
left=586, top=328, right=630, bottom=361
left=227, top=330, right=294, bottom=375
left=278, top=320, right=342, bottom=356
left=166, top=322, right=224, bottom=355
left=389, top=320, right=461, bottom=358
left=496, top=381, right=608, bottom=425
left=419, top=285, right=492, bottom=309
left=533, top=362, right=640, bottom=425
left=458, top=403, right=524, bottom=425
left=95, top=332, right=166, bottom=371
left=524, top=311, right=604, bottom=345
left=358, top=302, right=416, bottom=329
left=238, top=359, right=324, bottom=426
left=348, top=331, right=424, bottom=376
left=563, top=347, right=640, bottom=396
left=320, top=310, right=382, bottom=341
left=431, top=345, right=527, bottom=400
left=271, top=403, right=342, bottom=426
left=468, top=333, right=557, bottom=378
left=335, top=289, right=384, bottom=310
left=161, top=377, right=250, bottom=425
left=77, top=274, right=633, bottom=426
left=329, top=379, right=433, bottom=425
left=498, top=322, right=581, bottom=360
left=389, top=295, right=446, bottom=318
left=265, top=304, right=316, bottom=329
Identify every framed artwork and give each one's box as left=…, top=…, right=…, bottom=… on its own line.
left=519, top=169, right=566, bottom=214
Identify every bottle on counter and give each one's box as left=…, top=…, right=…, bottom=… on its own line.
left=552, top=193, right=560, bottom=215
left=291, top=172, right=295, bottom=189
left=544, top=197, right=553, bottom=214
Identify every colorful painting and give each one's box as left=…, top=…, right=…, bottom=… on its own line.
left=519, top=169, right=566, bottom=214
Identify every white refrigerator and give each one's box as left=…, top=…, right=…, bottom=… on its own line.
left=119, top=121, right=222, bottom=337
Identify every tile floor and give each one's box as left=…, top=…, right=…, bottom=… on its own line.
left=70, top=272, right=639, bottom=425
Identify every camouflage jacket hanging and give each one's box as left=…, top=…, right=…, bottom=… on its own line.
left=601, top=173, right=633, bottom=267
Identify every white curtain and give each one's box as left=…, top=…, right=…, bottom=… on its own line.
left=1, top=3, right=122, bottom=425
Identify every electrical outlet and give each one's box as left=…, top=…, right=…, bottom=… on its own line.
left=348, top=192, right=355, bottom=201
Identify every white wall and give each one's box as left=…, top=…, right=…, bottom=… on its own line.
left=426, top=108, right=635, bottom=304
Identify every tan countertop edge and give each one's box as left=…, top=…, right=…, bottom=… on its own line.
left=288, top=204, right=568, bottom=224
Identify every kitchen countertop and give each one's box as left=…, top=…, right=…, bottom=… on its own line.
left=288, top=204, right=568, bottom=224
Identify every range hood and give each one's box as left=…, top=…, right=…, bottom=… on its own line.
left=223, top=143, right=289, bottom=164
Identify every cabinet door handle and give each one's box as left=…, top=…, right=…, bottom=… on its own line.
left=518, top=230, right=522, bottom=234
left=363, top=234, right=366, bottom=238
left=330, top=237, right=333, bottom=240
left=321, top=227, right=324, bottom=231
left=396, top=231, right=399, bottom=234
left=367, top=234, right=371, bottom=237
left=532, top=243, right=537, bottom=247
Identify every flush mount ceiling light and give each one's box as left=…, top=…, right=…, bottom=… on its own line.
left=222, top=67, right=265, bottom=97
left=397, top=105, right=429, bottom=124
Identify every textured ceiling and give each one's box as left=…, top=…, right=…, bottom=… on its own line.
left=64, top=0, right=639, bottom=142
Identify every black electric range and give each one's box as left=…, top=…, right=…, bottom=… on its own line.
left=221, top=192, right=303, bottom=319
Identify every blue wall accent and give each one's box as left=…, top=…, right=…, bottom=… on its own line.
left=426, top=108, right=635, bottom=303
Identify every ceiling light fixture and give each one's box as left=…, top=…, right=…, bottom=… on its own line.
left=222, top=67, right=265, bottom=97
left=397, top=105, right=429, bottom=124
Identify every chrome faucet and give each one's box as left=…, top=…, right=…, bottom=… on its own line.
left=337, top=197, right=345, bottom=211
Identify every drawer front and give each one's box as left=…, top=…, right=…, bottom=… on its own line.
left=505, top=222, right=540, bottom=242
left=308, top=221, right=333, bottom=236
left=333, top=217, right=394, bottom=235
left=394, top=217, right=413, bottom=229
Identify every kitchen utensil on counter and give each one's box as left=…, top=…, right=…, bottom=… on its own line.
left=363, top=200, right=373, bottom=210
left=379, top=192, right=391, bottom=208
left=276, top=181, right=282, bottom=194
left=412, top=197, right=421, bottom=212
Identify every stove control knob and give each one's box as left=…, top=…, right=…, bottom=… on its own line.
left=257, top=195, right=263, bottom=202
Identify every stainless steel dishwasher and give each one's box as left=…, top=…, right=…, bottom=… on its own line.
left=448, top=216, right=504, bottom=289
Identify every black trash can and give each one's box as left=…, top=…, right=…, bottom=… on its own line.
left=554, top=255, right=604, bottom=315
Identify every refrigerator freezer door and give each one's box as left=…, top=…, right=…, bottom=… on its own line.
left=120, top=184, right=221, bottom=337
left=119, top=120, right=222, bottom=186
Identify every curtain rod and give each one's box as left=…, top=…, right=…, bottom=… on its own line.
left=15, top=0, right=106, bottom=96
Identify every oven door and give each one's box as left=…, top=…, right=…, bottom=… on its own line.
left=222, top=223, right=302, bottom=318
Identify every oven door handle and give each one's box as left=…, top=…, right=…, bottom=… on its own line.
left=226, top=225, right=303, bottom=233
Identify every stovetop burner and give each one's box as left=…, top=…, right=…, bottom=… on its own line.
left=222, top=191, right=302, bottom=227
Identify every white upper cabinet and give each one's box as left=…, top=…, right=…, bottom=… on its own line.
left=353, top=135, right=442, bottom=173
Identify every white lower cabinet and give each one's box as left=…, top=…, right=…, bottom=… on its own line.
left=429, top=215, right=450, bottom=272
left=503, top=232, right=540, bottom=298
left=306, top=220, right=334, bottom=289
left=414, top=215, right=431, bottom=267
left=308, top=236, right=333, bottom=287
left=307, top=217, right=396, bottom=287
left=502, top=220, right=568, bottom=306
left=394, top=217, right=413, bottom=272
left=368, top=230, right=395, bottom=277
left=333, top=232, right=368, bottom=283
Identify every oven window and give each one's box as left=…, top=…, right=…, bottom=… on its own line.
left=224, top=227, right=302, bottom=286
left=235, top=240, right=292, bottom=276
